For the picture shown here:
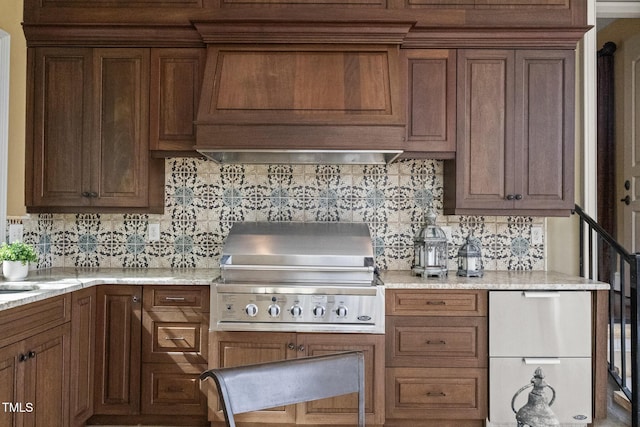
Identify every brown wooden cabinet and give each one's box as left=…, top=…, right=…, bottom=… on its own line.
left=141, top=286, right=209, bottom=416
left=444, top=49, right=575, bottom=216
left=402, top=49, right=456, bottom=157
left=26, top=47, right=164, bottom=213
left=210, top=331, right=385, bottom=425
left=94, top=285, right=142, bottom=415
left=92, top=285, right=209, bottom=424
left=149, top=48, right=206, bottom=156
left=70, top=287, right=96, bottom=427
left=385, top=289, right=487, bottom=427
left=0, top=295, right=71, bottom=427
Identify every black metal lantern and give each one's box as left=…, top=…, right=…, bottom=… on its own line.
left=412, top=208, right=448, bottom=278
left=457, top=235, right=483, bottom=277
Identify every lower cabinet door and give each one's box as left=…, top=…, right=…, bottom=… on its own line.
left=141, top=363, right=208, bottom=416
left=489, top=357, right=592, bottom=424
left=386, top=367, right=487, bottom=420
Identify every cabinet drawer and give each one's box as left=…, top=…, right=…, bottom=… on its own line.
left=142, top=311, right=208, bottom=363
left=489, top=291, right=591, bottom=357
left=386, top=316, right=487, bottom=367
left=387, top=290, right=487, bottom=316
left=143, top=286, right=209, bottom=311
left=489, top=357, right=591, bottom=424
left=0, top=295, right=71, bottom=348
left=386, top=367, right=487, bottom=420
left=141, top=363, right=208, bottom=416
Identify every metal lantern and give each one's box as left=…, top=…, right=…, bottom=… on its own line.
left=457, top=235, right=484, bottom=277
left=412, top=208, right=448, bottom=278
left=511, top=367, right=560, bottom=427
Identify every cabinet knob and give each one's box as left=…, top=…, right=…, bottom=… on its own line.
left=82, top=191, right=91, bottom=197
left=89, top=191, right=98, bottom=198
left=506, top=194, right=515, bottom=201
left=18, top=353, right=28, bottom=362
left=28, top=351, right=36, bottom=359
left=621, top=195, right=631, bottom=205
left=297, top=345, right=305, bottom=352
left=515, top=194, right=523, bottom=200
left=132, top=296, right=140, bottom=303
left=288, top=343, right=296, bottom=350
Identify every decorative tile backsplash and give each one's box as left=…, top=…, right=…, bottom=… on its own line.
left=13, top=158, right=545, bottom=271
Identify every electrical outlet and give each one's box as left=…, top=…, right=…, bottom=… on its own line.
left=148, top=223, right=160, bottom=241
left=8, top=224, right=23, bottom=243
left=531, top=226, right=543, bottom=245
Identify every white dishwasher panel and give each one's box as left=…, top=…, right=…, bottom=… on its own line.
left=489, top=357, right=592, bottom=424
left=489, top=291, right=591, bottom=357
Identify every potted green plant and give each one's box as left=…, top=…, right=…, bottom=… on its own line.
left=0, top=242, right=38, bottom=281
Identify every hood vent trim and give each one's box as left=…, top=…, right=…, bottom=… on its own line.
left=198, top=149, right=403, bottom=165
left=193, top=20, right=412, bottom=165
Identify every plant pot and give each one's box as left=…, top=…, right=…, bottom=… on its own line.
left=2, top=260, right=30, bottom=281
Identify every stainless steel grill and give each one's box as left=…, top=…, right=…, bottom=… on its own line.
left=211, top=222, right=385, bottom=334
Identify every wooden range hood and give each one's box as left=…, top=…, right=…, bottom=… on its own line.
left=192, top=20, right=413, bottom=164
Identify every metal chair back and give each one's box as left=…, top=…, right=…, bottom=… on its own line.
left=200, top=351, right=365, bottom=427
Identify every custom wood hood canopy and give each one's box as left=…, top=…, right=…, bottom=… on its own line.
left=192, top=20, right=413, bottom=164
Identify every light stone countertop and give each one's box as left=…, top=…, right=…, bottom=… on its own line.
left=0, top=268, right=608, bottom=312
left=0, top=268, right=219, bottom=311
left=381, top=269, right=610, bottom=290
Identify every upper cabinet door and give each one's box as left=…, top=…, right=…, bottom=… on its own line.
left=403, top=49, right=456, bottom=156
left=27, top=48, right=93, bottom=208
left=92, top=48, right=151, bottom=208
left=453, top=49, right=515, bottom=211
left=514, top=49, right=575, bottom=211
left=149, top=48, right=206, bottom=155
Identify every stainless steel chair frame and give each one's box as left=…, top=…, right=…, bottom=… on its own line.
left=200, top=351, right=365, bottom=427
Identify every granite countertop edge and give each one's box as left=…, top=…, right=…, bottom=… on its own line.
left=0, top=267, right=219, bottom=311
left=0, top=268, right=609, bottom=311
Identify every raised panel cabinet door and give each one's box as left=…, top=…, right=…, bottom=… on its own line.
left=149, top=48, right=206, bottom=154
left=27, top=47, right=93, bottom=209
left=209, top=331, right=297, bottom=424
left=0, top=342, right=19, bottom=427
left=94, top=285, right=142, bottom=415
left=92, top=48, right=151, bottom=208
left=295, top=333, right=385, bottom=425
left=514, top=49, right=575, bottom=210
left=453, top=49, right=515, bottom=210
left=20, top=323, right=71, bottom=427
left=70, top=287, right=96, bottom=427
left=404, top=49, right=456, bottom=155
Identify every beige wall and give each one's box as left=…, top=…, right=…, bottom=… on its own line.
left=0, top=0, right=26, bottom=217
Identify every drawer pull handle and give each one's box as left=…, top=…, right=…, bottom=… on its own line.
left=164, top=297, right=186, bottom=301
left=426, top=340, right=446, bottom=345
left=426, top=301, right=446, bottom=305
left=522, top=291, right=560, bottom=299
left=165, top=337, right=186, bottom=341
left=426, top=392, right=446, bottom=397
left=523, top=358, right=561, bottom=365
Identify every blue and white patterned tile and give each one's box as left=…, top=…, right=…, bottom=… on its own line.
left=494, top=217, right=544, bottom=270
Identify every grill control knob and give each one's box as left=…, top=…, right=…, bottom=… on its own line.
left=268, top=304, right=281, bottom=317
left=290, top=305, right=303, bottom=317
left=245, top=303, right=258, bottom=317
left=312, top=305, right=326, bottom=318
left=336, top=306, right=348, bottom=318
